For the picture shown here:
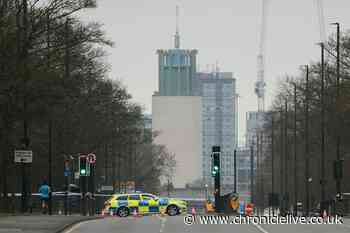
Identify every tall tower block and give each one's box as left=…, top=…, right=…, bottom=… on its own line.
left=156, top=6, right=198, bottom=96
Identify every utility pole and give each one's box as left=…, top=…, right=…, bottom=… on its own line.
left=64, top=159, right=69, bottom=216
left=104, top=143, right=108, bottom=185
left=332, top=22, right=342, bottom=200
left=63, top=18, right=70, bottom=216
left=250, top=145, right=254, bottom=204
left=111, top=113, right=116, bottom=193
left=260, top=132, right=265, bottom=214
left=88, top=162, right=95, bottom=216
left=293, top=83, right=298, bottom=216
left=284, top=99, right=288, bottom=214
left=21, top=0, right=29, bottom=213
left=256, top=133, right=260, bottom=214
left=47, top=11, right=53, bottom=216
left=64, top=18, right=70, bottom=80
left=118, top=153, right=121, bottom=193
left=48, top=119, right=53, bottom=215
left=81, top=175, right=87, bottom=216
left=112, top=140, right=116, bottom=193
left=279, top=108, right=284, bottom=214
left=234, top=149, right=237, bottom=193
left=305, top=65, right=310, bottom=216
left=320, top=42, right=326, bottom=214
left=271, top=113, right=275, bottom=216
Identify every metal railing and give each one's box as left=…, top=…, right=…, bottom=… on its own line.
left=0, top=193, right=112, bottom=215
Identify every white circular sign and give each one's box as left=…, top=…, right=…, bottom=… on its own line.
left=87, top=153, right=96, bottom=164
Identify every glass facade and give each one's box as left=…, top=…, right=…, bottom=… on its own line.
left=156, top=49, right=198, bottom=96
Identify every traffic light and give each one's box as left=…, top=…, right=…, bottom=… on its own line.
left=211, top=164, right=219, bottom=177
left=211, top=151, right=220, bottom=177
left=212, top=146, right=221, bottom=212
left=79, top=156, right=90, bottom=176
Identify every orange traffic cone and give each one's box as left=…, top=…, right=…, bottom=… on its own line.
left=191, top=207, right=197, bottom=215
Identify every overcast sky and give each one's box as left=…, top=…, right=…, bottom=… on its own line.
left=78, top=0, right=350, bottom=145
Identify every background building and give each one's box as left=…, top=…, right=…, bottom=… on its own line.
left=152, top=8, right=238, bottom=190
left=194, top=72, right=238, bottom=189
left=236, top=147, right=251, bottom=202
left=245, top=111, right=269, bottom=203
left=155, top=6, right=197, bottom=96
left=246, top=111, right=259, bottom=148
left=156, top=49, right=198, bottom=96
left=152, top=96, right=202, bottom=187
left=151, top=10, right=202, bottom=188
left=143, top=114, right=152, bottom=130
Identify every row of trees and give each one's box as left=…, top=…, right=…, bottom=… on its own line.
left=0, top=0, right=175, bottom=209
left=256, top=29, right=350, bottom=213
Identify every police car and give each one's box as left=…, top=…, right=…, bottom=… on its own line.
left=104, top=193, right=187, bottom=217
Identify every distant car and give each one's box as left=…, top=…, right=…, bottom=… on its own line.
left=104, top=193, right=187, bottom=217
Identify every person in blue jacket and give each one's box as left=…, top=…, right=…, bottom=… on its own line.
left=38, top=180, right=51, bottom=214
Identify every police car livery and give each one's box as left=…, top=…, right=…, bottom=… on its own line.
left=105, top=193, right=187, bottom=217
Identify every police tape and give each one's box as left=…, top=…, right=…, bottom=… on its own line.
left=0, top=192, right=114, bottom=197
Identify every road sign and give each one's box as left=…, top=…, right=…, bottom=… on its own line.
left=74, top=172, right=80, bottom=180
left=64, top=170, right=71, bottom=177
left=14, top=150, right=33, bottom=163
left=101, top=185, right=113, bottom=191
left=87, top=153, right=96, bottom=164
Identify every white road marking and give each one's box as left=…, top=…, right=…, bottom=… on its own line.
left=0, top=229, right=22, bottom=232
left=63, top=221, right=87, bottom=233
left=253, top=223, right=270, bottom=233
left=159, top=216, right=167, bottom=233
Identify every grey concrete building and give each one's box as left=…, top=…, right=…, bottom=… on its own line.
left=194, top=72, right=238, bottom=188
left=246, top=111, right=260, bottom=148
left=236, top=147, right=251, bottom=202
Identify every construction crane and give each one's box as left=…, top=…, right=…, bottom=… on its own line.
left=315, top=0, right=326, bottom=44
left=254, top=0, right=327, bottom=112
left=255, top=0, right=268, bottom=113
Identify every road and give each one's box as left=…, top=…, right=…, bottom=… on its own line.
left=65, top=215, right=350, bottom=233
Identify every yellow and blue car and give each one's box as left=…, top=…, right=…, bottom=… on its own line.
left=104, top=193, right=187, bottom=217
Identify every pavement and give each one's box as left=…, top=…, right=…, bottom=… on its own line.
left=0, top=215, right=100, bottom=233
left=1, top=214, right=349, bottom=233
left=60, top=215, right=350, bottom=233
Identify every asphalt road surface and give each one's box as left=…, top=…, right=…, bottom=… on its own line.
left=65, top=215, right=350, bottom=233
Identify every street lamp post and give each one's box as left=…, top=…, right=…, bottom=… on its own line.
left=271, top=113, right=275, bottom=216
left=305, top=65, right=310, bottom=216
left=256, top=132, right=261, bottom=215
left=318, top=42, right=326, bottom=214
left=331, top=22, right=342, bottom=199
left=293, top=83, right=298, bottom=216
left=279, top=107, right=284, bottom=214
left=260, top=132, right=265, bottom=215
left=250, top=145, right=254, bottom=205
left=284, top=99, right=289, bottom=214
